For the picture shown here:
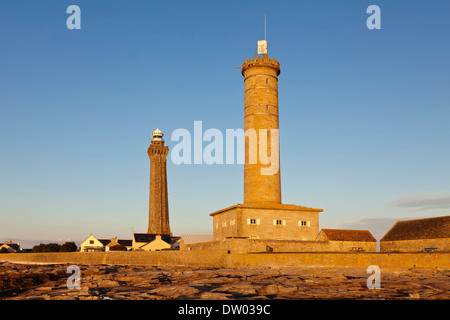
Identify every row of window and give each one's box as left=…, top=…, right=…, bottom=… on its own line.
left=216, top=219, right=311, bottom=229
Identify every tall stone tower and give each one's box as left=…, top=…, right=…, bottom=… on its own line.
left=209, top=41, right=323, bottom=242
left=147, top=128, right=171, bottom=235
left=242, top=54, right=281, bottom=204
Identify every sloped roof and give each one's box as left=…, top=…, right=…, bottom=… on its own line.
left=381, top=216, right=450, bottom=241
left=181, top=234, right=214, bottom=244
left=98, top=239, right=112, bottom=246
left=106, top=241, right=124, bottom=248
left=320, top=229, right=377, bottom=242
left=133, top=233, right=172, bottom=244
left=118, top=239, right=132, bottom=247
left=83, top=234, right=132, bottom=247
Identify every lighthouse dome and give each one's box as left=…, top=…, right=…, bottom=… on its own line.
left=151, top=128, right=163, bottom=141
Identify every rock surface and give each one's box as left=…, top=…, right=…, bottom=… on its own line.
left=0, top=262, right=448, bottom=300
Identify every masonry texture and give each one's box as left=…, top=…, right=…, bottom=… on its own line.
left=242, top=54, right=281, bottom=204
left=147, top=129, right=171, bottom=235
left=1, top=251, right=448, bottom=269
left=380, top=216, right=450, bottom=252
left=210, top=204, right=321, bottom=241
left=181, top=238, right=376, bottom=253
left=208, top=52, right=323, bottom=244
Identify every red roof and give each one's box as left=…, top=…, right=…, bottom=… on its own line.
left=381, top=216, right=450, bottom=241
left=320, top=229, right=377, bottom=242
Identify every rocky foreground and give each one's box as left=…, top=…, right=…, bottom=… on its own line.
left=0, top=262, right=448, bottom=300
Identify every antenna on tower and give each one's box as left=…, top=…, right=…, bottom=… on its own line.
left=257, top=14, right=268, bottom=55
left=264, top=13, right=267, bottom=41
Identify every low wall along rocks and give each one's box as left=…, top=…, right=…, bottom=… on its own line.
left=0, top=251, right=448, bottom=269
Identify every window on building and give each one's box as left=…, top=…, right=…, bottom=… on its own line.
left=274, top=219, right=286, bottom=226
left=222, top=221, right=227, bottom=227
left=89, top=240, right=94, bottom=244
left=248, top=218, right=259, bottom=225
left=299, top=220, right=310, bottom=227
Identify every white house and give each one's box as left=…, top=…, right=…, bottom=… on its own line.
left=0, top=241, right=21, bottom=253
left=132, top=233, right=172, bottom=251
left=80, top=234, right=110, bottom=252
left=80, top=234, right=133, bottom=252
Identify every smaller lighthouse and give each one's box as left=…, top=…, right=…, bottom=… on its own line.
left=147, top=128, right=171, bottom=235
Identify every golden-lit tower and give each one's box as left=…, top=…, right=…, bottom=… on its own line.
left=209, top=37, right=323, bottom=242
left=147, top=128, right=171, bottom=235
left=242, top=49, right=281, bottom=204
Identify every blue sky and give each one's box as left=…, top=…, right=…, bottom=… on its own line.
left=1, top=0, right=449, bottom=247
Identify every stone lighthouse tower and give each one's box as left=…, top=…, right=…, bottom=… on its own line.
left=209, top=40, right=323, bottom=242
left=242, top=53, right=281, bottom=204
left=147, top=128, right=171, bottom=235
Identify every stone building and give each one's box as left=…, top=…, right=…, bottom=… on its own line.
left=180, top=41, right=385, bottom=254
left=380, top=216, right=450, bottom=252
left=315, top=229, right=377, bottom=252
left=211, top=203, right=320, bottom=241
left=209, top=44, right=323, bottom=243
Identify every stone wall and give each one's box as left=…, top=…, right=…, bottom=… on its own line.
left=1, top=251, right=448, bottom=269
left=380, top=238, right=450, bottom=252
left=230, top=252, right=450, bottom=269
left=0, top=250, right=228, bottom=268
left=182, top=238, right=376, bottom=253
left=326, top=241, right=377, bottom=252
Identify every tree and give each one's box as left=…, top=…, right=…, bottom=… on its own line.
left=60, top=241, right=78, bottom=252
left=42, top=243, right=61, bottom=252
left=31, top=243, right=45, bottom=252
left=32, top=243, right=61, bottom=252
